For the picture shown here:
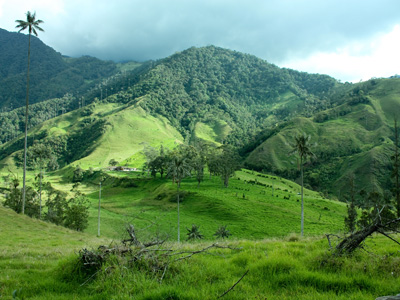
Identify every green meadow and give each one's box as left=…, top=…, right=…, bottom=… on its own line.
left=1, top=202, right=399, bottom=300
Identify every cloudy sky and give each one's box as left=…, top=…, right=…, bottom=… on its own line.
left=1, top=0, right=400, bottom=82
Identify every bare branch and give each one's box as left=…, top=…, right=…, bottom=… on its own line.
left=218, top=269, right=249, bottom=298
left=377, top=230, right=400, bottom=246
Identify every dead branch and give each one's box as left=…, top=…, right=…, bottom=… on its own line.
left=218, top=269, right=249, bottom=298
left=170, top=243, right=241, bottom=262
left=335, top=217, right=400, bottom=256
left=325, top=234, right=341, bottom=250
left=122, top=224, right=142, bottom=246
left=376, top=230, right=400, bottom=246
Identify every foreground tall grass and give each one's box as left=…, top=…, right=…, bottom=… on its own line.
left=1, top=205, right=399, bottom=299
left=56, top=237, right=400, bottom=300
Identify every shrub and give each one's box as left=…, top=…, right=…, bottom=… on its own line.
left=186, top=224, right=204, bottom=240
left=214, top=225, right=232, bottom=239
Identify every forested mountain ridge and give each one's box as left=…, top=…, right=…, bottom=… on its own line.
left=0, top=28, right=119, bottom=110
left=121, top=46, right=343, bottom=146
left=1, top=38, right=399, bottom=199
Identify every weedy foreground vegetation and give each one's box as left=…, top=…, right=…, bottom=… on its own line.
left=1, top=204, right=400, bottom=300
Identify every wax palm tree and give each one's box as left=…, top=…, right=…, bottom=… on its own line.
left=15, top=11, right=44, bottom=214
left=167, top=146, right=193, bottom=242
left=290, top=133, right=314, bottom=236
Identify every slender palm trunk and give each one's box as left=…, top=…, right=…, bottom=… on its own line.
left=98, top=182, right=102, bottom=237
left=22, top=33, right=31, bottom=215
left=39, top=167, right=42, bottom=218
left=177, top=181, right=180, bottom=243
left=300, top=157, right=304, bottom=236
left=393, top=118, right=400, bottom=218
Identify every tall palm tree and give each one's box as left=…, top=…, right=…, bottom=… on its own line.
left=15, top=12, right=44, bottom=214
left=167, top=147, right=192, bottom=243
left=290, top=133, right=314, bottom=236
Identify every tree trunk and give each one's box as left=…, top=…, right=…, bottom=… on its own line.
left=335, top=223, right=378, bottom=256
left=39, top=167, right=42, bottom=219
left=98, top=182, right=101, bottom=237
left=177, top=181, right=180, bottom=243
left=300, top=157, right=304, bottom=237
left=22, top=33, right=31, bottom=215
left=224, top=173, right=229, bottom=188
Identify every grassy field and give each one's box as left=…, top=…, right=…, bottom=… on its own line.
left=75, top=169, right=348, bottom=240
left=1, top=203, right=399, bottom=299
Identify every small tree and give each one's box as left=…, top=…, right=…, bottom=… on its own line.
left=45, top=187, right=68, bottom=225
left=214, top=225, right=232, bottom=239
left=73, top=166, right=84, bottom=182
left=4, top=177, right=39, bottom=218
left=109, top=159, right=119, bottom=167
left=186, top=224, right=204, bottom=240
left=31, top=143, right=53, bottom=219
left=344, top=201, right=358, bottom=233
left=344, top=174, right=358, bottom=233
left=64, top=190, right=90, bottom=231
left=210, top=145, right=241, bottom=188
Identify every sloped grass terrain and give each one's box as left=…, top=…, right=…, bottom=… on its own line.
left=83, top=169, right=347, bottom=240
left=0, top=101, right=183, bottom=174
left=75, top=104, right=183, bottom=169
left=0, top=206, right=109, bottom=300
left=1, top=204, right=399, bottom=299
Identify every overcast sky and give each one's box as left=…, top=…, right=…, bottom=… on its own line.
left=1, top=0, right=400, bottom=82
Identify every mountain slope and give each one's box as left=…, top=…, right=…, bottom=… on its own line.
left=0, top=28, right=118, bottom=110
left=245, top=78, right=400, bottom=198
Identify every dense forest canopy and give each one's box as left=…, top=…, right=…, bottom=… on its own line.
left=0, top=28, right=118, bottom=110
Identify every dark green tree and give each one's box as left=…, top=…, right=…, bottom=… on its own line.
left=344, top=174, right=358, bottom=233
left=64, top=190, right=90, bottom=231
left=4, top=177, right=39, bottom=218
left=15, top=11, right=44, bottom=215
left=31, top=143, right=53, bottom=219
left=186, top=224, right=204, bottom=240
left=109, top=159, right=119, bottom=166
left=211, top=145, right=241, bottom=188
left=213, top=225, right=232, bottom=239
left=73, top=166, right=84, bottom=182
left=290, top=133, right=314, bottom=236
left=45, top=187, right=68, bottom=225
left=193, top=141, right=208, bottom=187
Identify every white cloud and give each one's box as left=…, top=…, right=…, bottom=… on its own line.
left=2, top=0, right=400, bottom=82
left=282, top=25, right=400, bottom=82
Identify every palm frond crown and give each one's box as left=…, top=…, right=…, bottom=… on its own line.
left=15, top=11, right=44, bottom=36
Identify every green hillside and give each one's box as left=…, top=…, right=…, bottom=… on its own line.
left=245, top=78, right=400, bottom=198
